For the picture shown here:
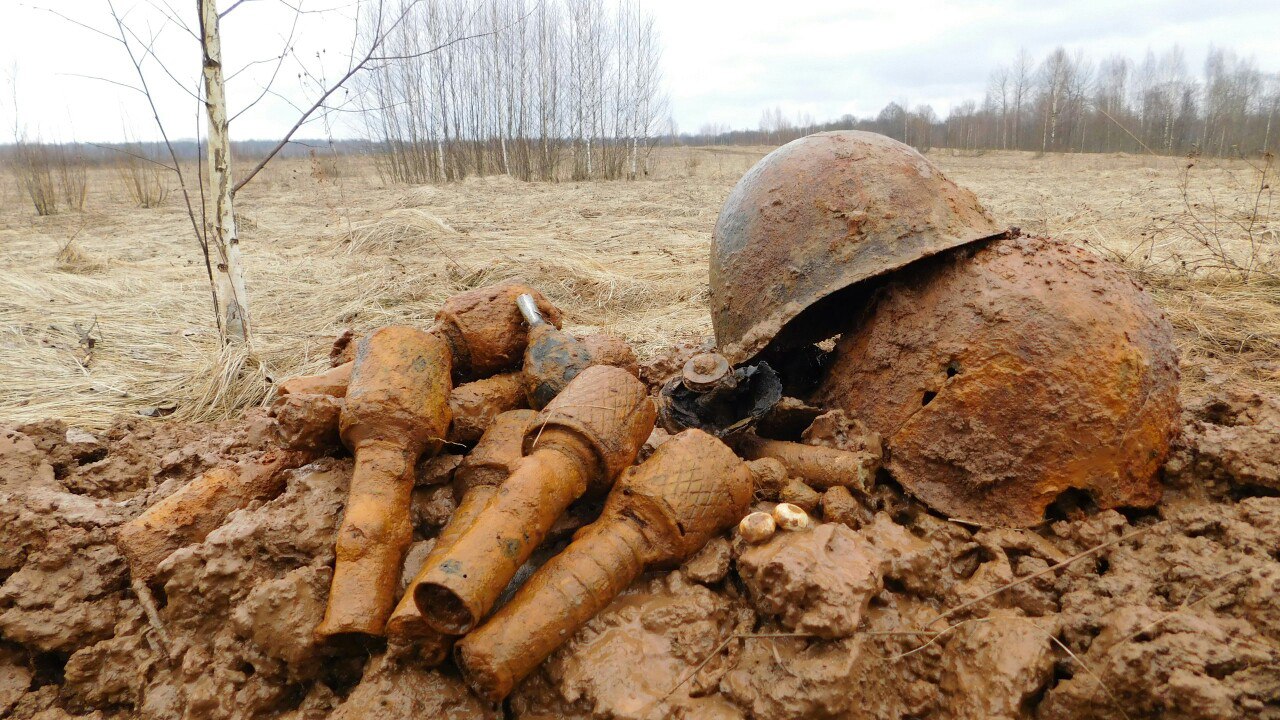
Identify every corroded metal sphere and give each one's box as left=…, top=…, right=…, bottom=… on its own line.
left=710, top=131, right=1003, bottom=364
left=814, top=235, right=1181, bottom=527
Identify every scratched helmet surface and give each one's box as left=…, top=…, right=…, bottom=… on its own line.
left=709, top=131, right=1003, bottom=364
left=813, top=235, right=1182, bottom=527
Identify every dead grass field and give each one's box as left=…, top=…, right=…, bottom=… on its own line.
left=1, top=145, right=1276, bottom=429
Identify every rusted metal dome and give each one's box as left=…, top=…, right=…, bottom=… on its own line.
left=813, top=235, right=1182, bottom=527
left=710, top=131, right=1003, bottom=365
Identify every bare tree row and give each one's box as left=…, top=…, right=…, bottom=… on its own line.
left=358, top=0, right=667, bottom=183
left=690, top=45, right=1279, bottom=158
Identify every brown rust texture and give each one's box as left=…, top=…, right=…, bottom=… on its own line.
left=278, top=361, right=353, bottom=398
left=815, top=235, right=1181, bottom=527
left=447, top=372, right=528, bottom=445
left=383, top=487, right=492, bottom=657
left=455, top=409, right=538, bottom=492
left=456, top=429, right=754, bottom=702
left=710, top=130, right=1003, bottom=364
left=386, top=410, right=536, bottom=654
left=115, top=448, right=315, bottom=581
left=435, top=281, right=563, bottom=380
left=734, top=434, right=876, bottom=492
left=524, top=364, right=657, bottom=486
left=580, top=333, right=640, bottom=377
left=415, top=366, right=655, bottom=636
left=524, top=328, right=642, bottom=409
left=522, top=324, right=595, bottom=409
left=316, top=326, right=453, bottom=639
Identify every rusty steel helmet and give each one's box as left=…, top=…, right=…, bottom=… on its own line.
left=710, top=131, right=1004, bottom=364
left=814, top=235, right=1181, bottom=527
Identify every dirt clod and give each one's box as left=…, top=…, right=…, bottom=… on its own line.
left=1, top=384, right=1278, bottom=719
left=737, top=523, right=883, bottom=639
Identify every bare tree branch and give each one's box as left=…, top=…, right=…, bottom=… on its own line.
left=228, top=5, right=302, bottom=122
left=218, top=0, right=259, bottom=19
left=58, top=72, right=145, bottom=95
left=85, top=141, right=177, bottom=171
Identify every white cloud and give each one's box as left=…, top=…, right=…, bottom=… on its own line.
left=1, top=0, right=1277, bottom=142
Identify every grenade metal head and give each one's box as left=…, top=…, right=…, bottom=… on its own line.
left=340, top=326, right=453, bottom=454
left=710, top=131, right=1003, bottom=364
left=814, top=236, right=1181, bottom=527
left=524, top=365, right=656, bottom=486
left=607, top=429, right=754, bottom=563
left=435, top=282, right=563, bottom=380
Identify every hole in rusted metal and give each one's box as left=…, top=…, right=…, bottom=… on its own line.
left=921, top=391, right=937, bottom=406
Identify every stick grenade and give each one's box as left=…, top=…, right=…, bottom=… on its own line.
left=414, top=365, right=655, bottom=635
left=456, top=429, right=755, bottom=701
left=733, top=434, right=874, bottom=493
left=315, top=326, right=454, bottom=640
left=385, top=409, right=536, bottom=658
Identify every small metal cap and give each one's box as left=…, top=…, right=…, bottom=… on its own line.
left=681, top=352, right=732, bottom=392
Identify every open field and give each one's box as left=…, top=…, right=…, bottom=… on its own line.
left=1, top=146, right=1276, bottom=428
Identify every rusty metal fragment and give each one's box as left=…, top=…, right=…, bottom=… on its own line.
left=734, top=434, right=877, bottom=493
left=271, top=393, right=343, bottom=451
left=446, top=372, right=528, bottom=445
left=413, top=365, right=655, bottom=636
left=454, top=409, right=538, bottom=492
left=316, top=326, right=454, bottom=640
left=579, top=333, right=639, bottom=377
left=814, top=235, right=1181, bottom=527
left=518, top=293, right=642, bottom=409
left=657, top=353, right=782, bottom=437
left=710, top=131, right=1003, bottom=364
left=455, top=429, right=754, bottom=702
left=116, top=449, right=315, bottom=581
left=278, top=361, right=352, bottom=398
left=271, top=374, right=527, bottom=452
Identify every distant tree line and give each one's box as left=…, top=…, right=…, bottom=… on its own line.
left=357, top=0, right=667, bottom=183
left=686, top=45, right=1279, bottom=157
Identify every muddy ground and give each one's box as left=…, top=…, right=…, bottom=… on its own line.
left=1, top=351, right=1277, bottom=719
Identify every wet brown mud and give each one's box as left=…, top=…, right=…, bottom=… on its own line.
left=1, top=381, right=1276, bottom=719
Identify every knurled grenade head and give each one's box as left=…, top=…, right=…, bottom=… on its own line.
left=523, top=365, right=656, bottom=486
left=710, top=131, right=1003, bottom=364
left=340, top=326, right=453, bottom=454
left=435, top=282, right=563, bottom=380
left=605, top=429, right=753, bottom=562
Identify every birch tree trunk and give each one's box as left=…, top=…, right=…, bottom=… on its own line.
left=200, top=0, right=251, bottom=343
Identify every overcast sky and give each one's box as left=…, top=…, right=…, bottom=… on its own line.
left=2, top=0, right=1278, bottom=143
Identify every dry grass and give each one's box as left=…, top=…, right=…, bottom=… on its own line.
left=114, top=149, right=172, bottom=209
left=0, top=146, right=1275, bottom=429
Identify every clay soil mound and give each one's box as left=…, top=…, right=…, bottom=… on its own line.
left=1, top=385, right=1278, bottom=719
